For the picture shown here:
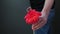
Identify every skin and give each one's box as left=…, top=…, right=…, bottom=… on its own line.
left=26, top=0, right=54, bottom=31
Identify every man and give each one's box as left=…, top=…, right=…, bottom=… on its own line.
left=26, top=0, right=55, bottom=34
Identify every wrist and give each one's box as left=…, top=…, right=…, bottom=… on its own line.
left=41, top=11, right=49, bottom=18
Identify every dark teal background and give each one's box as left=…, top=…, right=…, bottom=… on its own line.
left=0, top=0, right=33, bottom=34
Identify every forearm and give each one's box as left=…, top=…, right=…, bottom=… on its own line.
left=41, top=0, right=54, bottom=17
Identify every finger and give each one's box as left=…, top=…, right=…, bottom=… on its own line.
left=32, top=23, right=37, bottom=29
left=33, top=18, right=47, bottom=30
left=33, top=19, right=45, bottom=30
left=32, top=18, right=43, bottom=30
left=38, top=17, right=43, bottom=22
left=32, top=23, right=39, bottom=30
left=32, top=22, right=39, bottom=27
left=26, top=7, right=32, bottom=12
left=32, top=22, right=41, bottom=30
left=32, top=17, right=44, bottom=30
left=36, top=19, right=46, bottom=29
left=34, top=21, right=44, bottom=30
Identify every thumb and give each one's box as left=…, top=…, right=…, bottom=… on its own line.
left=26, top=7, right=32, bottom=12
left=39, top=16, right=43, bottom=20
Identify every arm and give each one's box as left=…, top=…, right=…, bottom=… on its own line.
left=41, top=0, right=54, bottom=17
left=32, top=0, right=54, bottom=30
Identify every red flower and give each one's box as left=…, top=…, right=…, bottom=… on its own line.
left=24, top=9, right=42, bottom=25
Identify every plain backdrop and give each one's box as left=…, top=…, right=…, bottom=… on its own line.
left=0, top=0, right=33, bottom=34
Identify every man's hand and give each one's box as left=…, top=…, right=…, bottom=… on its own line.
left=32, top=12, right=48, bottom=31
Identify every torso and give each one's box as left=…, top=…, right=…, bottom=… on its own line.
left=30, top=0, right=55, bottom=11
